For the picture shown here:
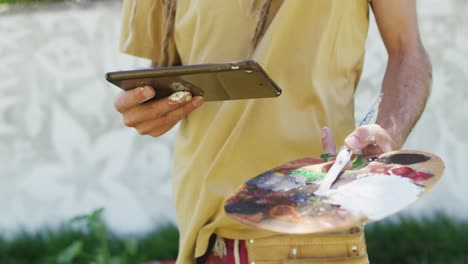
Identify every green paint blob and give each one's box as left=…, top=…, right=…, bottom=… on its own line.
left=320, top=153, right=335, bottom=162
left=289, top=169, right=325, bottom=183
left=351, top=156, right=367, bottom=170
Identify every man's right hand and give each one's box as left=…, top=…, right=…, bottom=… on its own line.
left=114, top=86, right=204, bottom=137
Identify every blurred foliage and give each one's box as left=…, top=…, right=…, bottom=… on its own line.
left=0, top=210, right=467, bottom=263
left=0, top=208, right=179, bottom=264
left=366, top=213, right=468, bottom=264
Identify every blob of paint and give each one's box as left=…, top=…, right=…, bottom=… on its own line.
left=169, top=91, right=192, bottom=104
left=170, top=82, right=190, bottom=92
left=326, top=174, right=423, bottom=220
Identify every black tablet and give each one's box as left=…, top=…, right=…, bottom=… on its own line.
left=105, top=60, right=282, bottom=101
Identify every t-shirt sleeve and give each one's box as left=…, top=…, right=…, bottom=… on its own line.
left=119, top=0, right=166, bottom=62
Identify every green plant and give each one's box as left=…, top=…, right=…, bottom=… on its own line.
left=0, top=208, right=179, bottom=264
left=365, top=213, right=468, bottom=264
left=1, top=211, right=468, bottom=263
left=56, top=208, right=138, bottom=264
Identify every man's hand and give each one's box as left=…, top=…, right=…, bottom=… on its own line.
left=321, top=125, right=393, bottom=155
left=114, top=86, right=204, bottom=137
left=344, top=124, right=393, bottom=155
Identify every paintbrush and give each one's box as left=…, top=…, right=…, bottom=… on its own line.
left=314, top=92, right=384, bottom=196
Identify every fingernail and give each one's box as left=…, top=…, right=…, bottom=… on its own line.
left=345, top=135, right=360, bottom=149
left=192, top=96, right=204, bottom=107
left=141, top=86, right=155, bottom=99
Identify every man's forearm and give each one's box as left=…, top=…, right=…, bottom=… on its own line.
left=376, top=46, right=432, bottom=149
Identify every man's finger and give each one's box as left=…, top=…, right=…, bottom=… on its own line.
left=134, top=96, right=204, bottom=136
left=160, top=96, right=204, bottom=125
left=321, top=127, right=337, bottom=154
left=361, top=145, right=386, bottom=156
left=135, top=119, right=176, bottom=137
left=114, top=86, right=155, bottom=113
left=124, top=94, right=202, bottom=127
left=344, top=124, right=393, bottom=152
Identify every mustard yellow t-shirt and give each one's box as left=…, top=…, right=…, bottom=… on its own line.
left=120, top=1, right=369, bottom=263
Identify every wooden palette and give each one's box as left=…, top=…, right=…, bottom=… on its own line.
left=224, top=150, right=444, bottom=234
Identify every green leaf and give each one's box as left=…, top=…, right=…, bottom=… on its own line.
left=94, top=254, right=107, bottom=264
left=110, top=256, right=125, bottom=264
left=124, top=239, right=138, bottom=256
left=56, top=240, right=83, bottom=263
left=70, top=208, right=104, bottom=225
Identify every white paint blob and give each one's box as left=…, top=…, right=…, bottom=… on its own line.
left=170, top=82, right=190, bottom=92
left=168, top=91, right=192, bottom=104
left=326, top=174, right=423, bottom=220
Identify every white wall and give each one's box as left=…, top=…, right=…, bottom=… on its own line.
left=0, top=1, right=174, bottom=234
left=0, top=1, right=466, bottom=234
